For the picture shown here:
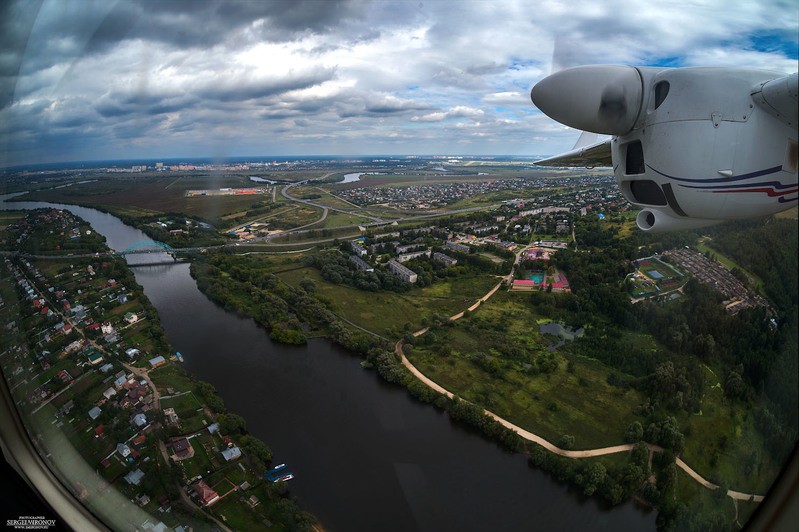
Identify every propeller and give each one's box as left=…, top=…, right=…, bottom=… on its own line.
left=531, top=65, right=644, bottom=136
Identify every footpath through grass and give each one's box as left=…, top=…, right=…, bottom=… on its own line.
left=405, top=290, right=646, bottom=448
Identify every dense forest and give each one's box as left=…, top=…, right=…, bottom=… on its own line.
left=550, top=216, right=799, bottom=466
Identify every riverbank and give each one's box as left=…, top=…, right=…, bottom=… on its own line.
left=188, top=243, right=773, bottom=529
left=0, top=206, right=317, bottom=531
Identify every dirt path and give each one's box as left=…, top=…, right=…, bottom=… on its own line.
left=393, top=275, right=765, bottom=503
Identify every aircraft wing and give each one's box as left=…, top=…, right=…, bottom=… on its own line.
left=534, top=138, right=612, bottom=168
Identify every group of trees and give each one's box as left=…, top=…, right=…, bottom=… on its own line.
left=304, top=250, right=412, bottom=292
left=119, top=212, right=225, bottom=248
left=528, top=440, right=653, bottom=505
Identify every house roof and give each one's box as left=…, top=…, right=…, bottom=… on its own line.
left=221, top=447, right=241, bottom=461
left=171, top=438, right=193, bottom=456
left=193, top=480, right=219, bottom=505
left=124, top=469, right=145, bottom=485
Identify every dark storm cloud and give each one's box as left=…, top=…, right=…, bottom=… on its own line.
left=197, top=67, right=336, bottom=102
left=81, top=0, right=367, bottom=54
left=95, top=90, right=197, bottom=118
left=0, top=0, right=43, bottom=108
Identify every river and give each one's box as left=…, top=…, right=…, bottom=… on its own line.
left=1, top=194, right=655, bottom=531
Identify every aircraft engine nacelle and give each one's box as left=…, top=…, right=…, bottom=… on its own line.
left=636, top=209, right=723, bottom=233
left=532, top=66, right=798, bottom=232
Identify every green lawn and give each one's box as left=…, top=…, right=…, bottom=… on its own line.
left=149, top=363, right=196, bottom=394
left=180, top=435, right=216, bottom=480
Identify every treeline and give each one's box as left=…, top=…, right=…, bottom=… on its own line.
left=550, top=214, right=799, bottom=475
left=192, top=257, right=312, bottom=344
left=192, top=253, right=393, bottom=356
left=707, top=217, right=798, bottom=313
left=367, top=349, right=525, bottom=452
left=529, top=441, right=657, bottom=505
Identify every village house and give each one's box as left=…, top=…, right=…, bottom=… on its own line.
left=132, top=413, right=148, bottom=428
left=192, top=480, right=219, bottom=507
left=221, top=446, right=242, bottom=461
left=163, top=407, right=180, bottom=426
left=169, top=438, right=195, bottom=461
left=124, top=469, right=145, bottom=486
left=117, top=443, right=132, bottom=458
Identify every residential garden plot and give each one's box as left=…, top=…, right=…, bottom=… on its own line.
left=32, top=405, right=112, bottom=465
left=149, top=364, right=197, bottom=394
left=160, top=391, right=203, bottom=413
left=178, top=435, right=217, bottom=480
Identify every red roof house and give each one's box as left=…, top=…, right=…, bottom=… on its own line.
left=193, top=480, right=219, bottom=507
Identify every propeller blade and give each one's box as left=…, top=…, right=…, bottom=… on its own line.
left=531, top=65, right=643, bottom=135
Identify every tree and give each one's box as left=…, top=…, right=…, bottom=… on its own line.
left=624, top=421, right=644, bottom=443
left=724, top=366, right=747, bottom=400
left=218, top=413, right=247, bottom=435
left=299, top=278, right=316, bottom=293
left=583, top=462, right=606, bottom=496
left=558, top=434, right=575, bottom=450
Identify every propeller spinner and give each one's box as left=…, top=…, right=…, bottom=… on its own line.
left=531, top=65, right=644, bottom=135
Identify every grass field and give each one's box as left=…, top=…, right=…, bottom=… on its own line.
left=315, top=211, right=374, bottom=229
left=406, top=291, right=646, bottom=448
left=278, top=267, right=499, bottom=335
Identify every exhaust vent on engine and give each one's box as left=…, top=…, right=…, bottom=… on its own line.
left=627, top=179, right=667, bottom=206
left=786, top=139, right=798, bottom=174
left=623, top=140, right=645, bottom=175
left=654, top=81, right=670, bottom=109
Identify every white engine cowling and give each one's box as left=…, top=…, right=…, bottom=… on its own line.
left=636, top=209, right=723, bottom=232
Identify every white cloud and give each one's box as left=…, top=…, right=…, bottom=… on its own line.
left=1, top=0, right=797, bottom=165
left=412, top=106, right=485, bottom=122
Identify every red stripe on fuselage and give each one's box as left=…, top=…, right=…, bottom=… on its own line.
left=712, top=187, right=799, bottom=197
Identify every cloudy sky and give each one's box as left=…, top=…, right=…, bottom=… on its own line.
left=1, top=0, right=797, bottom=167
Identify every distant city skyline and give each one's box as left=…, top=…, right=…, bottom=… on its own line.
left=1, top=0, right=797, bottom=167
